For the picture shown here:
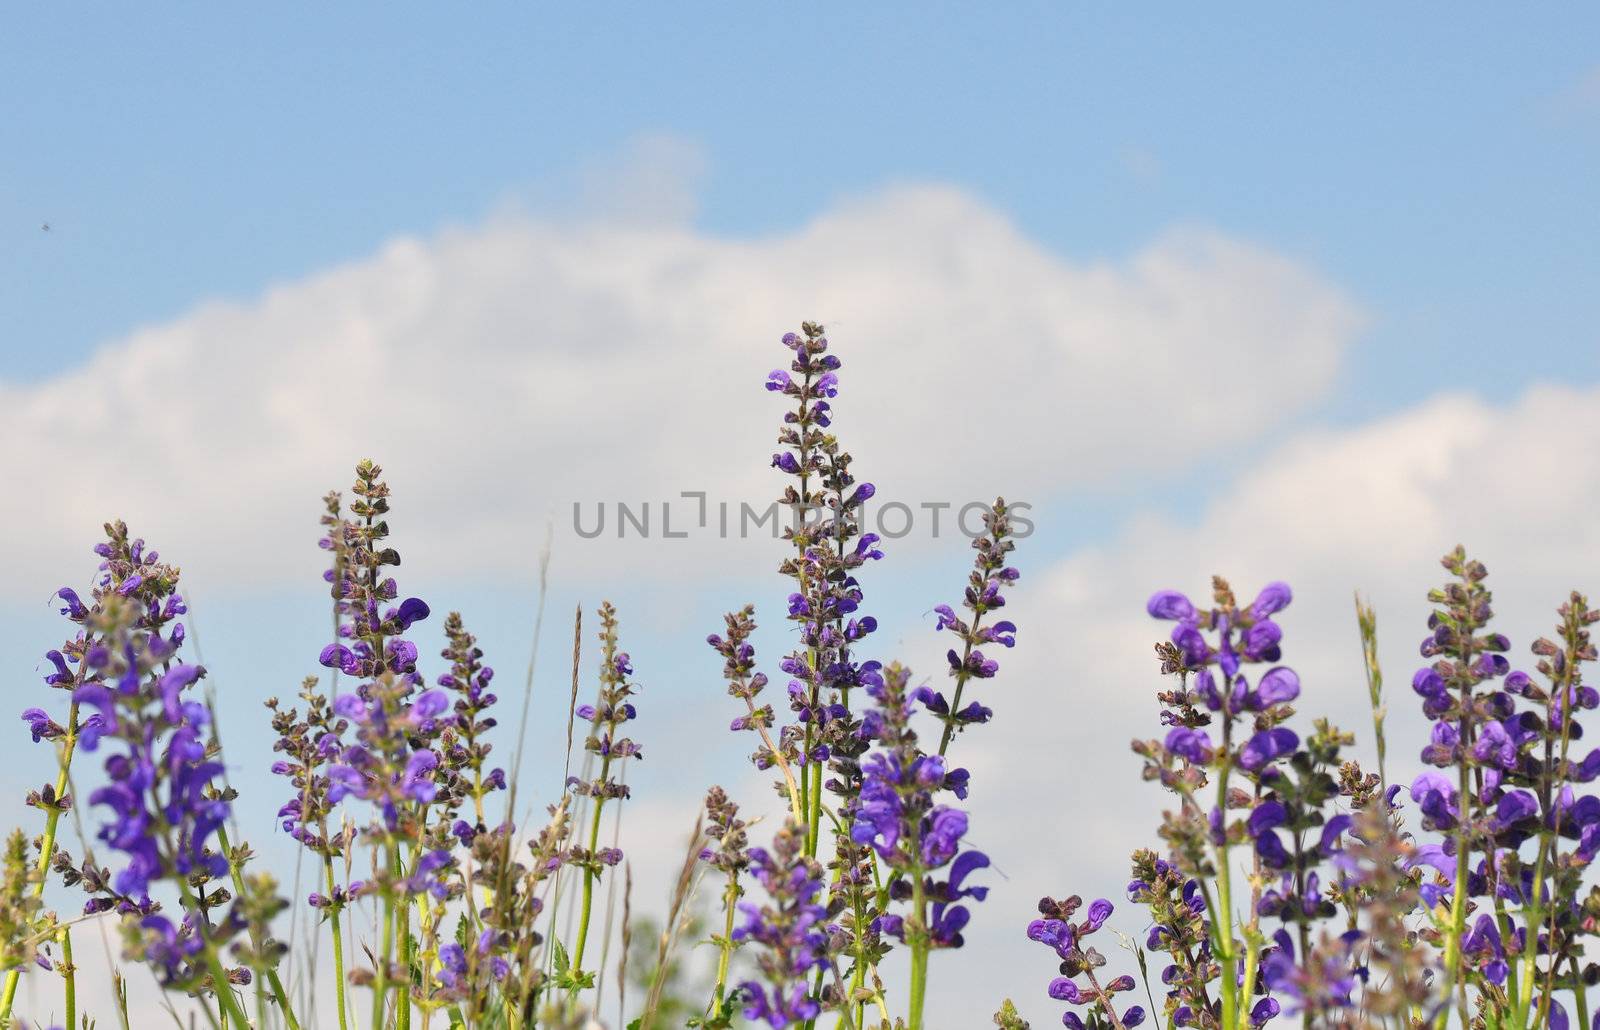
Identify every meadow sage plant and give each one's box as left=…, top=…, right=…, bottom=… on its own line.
left=11, top=322, right=1600, bottom=1030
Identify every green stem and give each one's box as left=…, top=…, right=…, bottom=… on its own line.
left=178, top=878, right=254, bottom=1029
left=908, top=876, right=929, bottom=1030
left=1573, top=954, right=1589, bottom=1030
left=711, top=873, right=739, bottom=1010
left=394, top=847, right=411, bottom=1030
left=807, top=762, right=823, bottom=859
left=572, top=755, right=614, bottom=976
left=216, top=825, right=301, bottom=1030
left=1211, top=751, right=1237, bottom=1030
left=1236, top=934, right=1258, bottom=1030
left=1445, top=748, right=1471, bottom=1028
left=61, top=925, right=75, bottom=1030
left=375, top=846, right=395, bottom=1030
left=0, top=700, right=81, bottom=1025
left=325, top=857, right=351, bottom=1030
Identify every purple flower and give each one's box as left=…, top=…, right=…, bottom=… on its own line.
left=1238, top=727, right=1299, bottom=771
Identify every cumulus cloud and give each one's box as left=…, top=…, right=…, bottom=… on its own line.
left=10, top=145, right=1597, bottom=1024
left=0, top=143, right=1378, bottom=1026
left=0, top=152, right=1361, bottom=603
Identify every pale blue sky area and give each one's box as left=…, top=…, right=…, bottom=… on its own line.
left=5, top=6, right=1598, bottom=419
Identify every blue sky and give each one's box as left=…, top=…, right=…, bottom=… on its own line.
left=6, top=6, right=1597, bottom=409
left=4, top=9, right=1600, bottom=1024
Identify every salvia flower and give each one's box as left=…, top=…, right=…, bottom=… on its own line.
left=734, top=824, right=832, bottom=1028
left=1026, top=895, right=1146, bottom=1029
left=927, top=498, right=1021, bottom=756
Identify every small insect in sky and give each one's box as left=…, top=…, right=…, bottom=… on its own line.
left=41, top=223, right=50, bottom=231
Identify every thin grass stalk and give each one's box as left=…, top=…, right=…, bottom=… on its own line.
left=1355, top=593, right=1388, bottom=791
left=509, top=527, right=553, bottom=792
left=114, top=971, right=132, bottom=1030
left=639, top=816, right=706, bottom=1030
left=619, top=863, right=633, bottom=1030
left=562, top=605, right=583, bottom=790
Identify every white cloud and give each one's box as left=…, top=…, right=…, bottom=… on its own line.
left=0, top=145, right=1361, bottom=604
left=11, top=143, right=1599, bottom=1024
left=0, top=141, right=1377, bottom=1027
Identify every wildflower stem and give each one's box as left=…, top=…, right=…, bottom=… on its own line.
left=754, top=720, right=806, bottom=828
left=807, top=762, right=824, bottom=860
left=1212, top=749, right=1238, bottom=1030
left=215, top=824, right=301, bottom=1030
left=937, top=612, right=985, bottom=758
left=1236, top=933, right=1258, bottom=1030
left=324, top=856, right=352, bottom=1030
left=1572, top=954, right=1589, bottom=1030
left=907, top=875, right=929, bottom=1030
left=0, top=698, right=81, bottom=1025
left=1082, top=967, right=1128, bottom=1030
left=572, top=754, right=614, bottom=976
left=178, top=878, right=254, bottom=1029
left=375, top=845, right=395, bottom=1030
left=711, top=870, right=739, bottom=1011
left=60, top=925, right=75, bottom=1030
left=394, top=847, right=412, bottom=1030
left=1443, top=706, right=1471, bottom=1026
left=1355, top=594, right=1388, bottom=791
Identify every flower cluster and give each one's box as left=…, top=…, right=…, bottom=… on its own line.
left=852, top=663, right=986, bottom=949
left=711, top=322, right=1025, bottom=1030
left=435, top=611, right=505, bottom=837
left=765, top=321, right=883, bottom=781
left=926, top=499, right=1020, bottom=754
left=314, top=464, right=444, bottom=835
left=566, top=602, right=641, bottom=860
left=1402, top=550, right=1600, bottom=1025
left=733, top=823, right=832, bottom=1028
left=1026, top=895, right=1146, bottom=1029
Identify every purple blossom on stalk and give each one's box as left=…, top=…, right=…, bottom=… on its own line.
left=733, top=823, right=832, bottom=1028
left=565, top=602, right=643, bottom=976
left=432, top=611, right=504, bottom=835
left=311, top=463, right=443, bottom=838
left=1124, top=851, right=1235, bottom=1028
left=765, top=322, right=883, bottom=785
left=1259, top=928, right=1365, bottom=1022
left=850, top=663, right=988, bottom=950
left=1026, top=895, right=1146, bottom=1029
left=928, top=499, right=1021, bottom=756
left=60, top=522, right=262, bottom=1007
left=266, top=676, right=352, bottom=873
left=69, top=526, right=222, bottom=904
left=1405, top=550, right=1600, bottom=1020
left=755, top=321, right=907, bottom=1026
left=1135, top=577, right=1311, bottom=1028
